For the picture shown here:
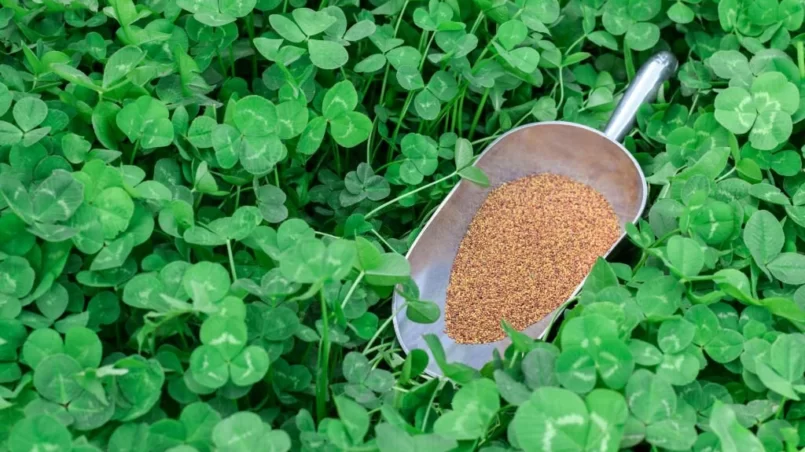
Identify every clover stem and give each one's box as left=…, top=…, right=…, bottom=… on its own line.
left=363, top=301, right=407, bottom=354
left=654, top=228, right=680, bottom=246
left=316, top=290, right=331, bottom=422
left=468, top=87, right=490, bottom=140
left=564, top=34, right=587, bottom=55
left=633, top=251, right=648, bottom=273
left=542, top=296, right=577, bottom=341
left=370, top=229, right=400, bottom=254
left=177, top=329, right=189, bottom=350
left=216, top=49, right=227, bottom=77
left=229, top=44, right=236, bottom=76
left=340, top=272, right=364, bottom=309
left=334, top=135, right=342, bottom=174
left=364, top=171, right=457, bottom=219
left=314, top=230, right=339, bottom=239
left=715, top=167, right=736, bottom=182
left=388, top=91, right=414, bottom=156
left=457, top=88, right=466, bottom=132
left=367, top=0, right=411, bottom=161
left=226, top=240, right=238, bottom=280
left=274, top=166, right=280, bottom=186
left=798, top=42, right=805, bottom=79
left=418, top=32, right=436, bottom=72
left=689, top=93, right=699, bottom=118
left=623, top=42, right=635, bottom=82
left=469, top=12, right=485, bottom=35
left=557, top=66, right=565, bottom=111
left=421, top=379, right=446, bottom=428
left=234, top=185, right=241, bottom=210
left=425, top=101, right=452, bottom=135
left=776, top=397, right=787, bottom=419
left=366, top=117, right=375, bottom=164
left=129, top=141, right=140, bottom=165
left=246, top=14, right=258, bottom=80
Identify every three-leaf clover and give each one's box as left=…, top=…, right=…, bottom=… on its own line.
left=176, top=0, right=256, bottom=26
left=268, top=9, right=349, bottom=69
left=213, top=96, right=287, bottom=174
left=602, top=0, right=662, bottom=51
left=116, top=96, right=175, bottom=149
left=340, top=163, right=391, bottom=207
left=190, top=315, right=269, bottom=388
left=398, top=133, right=439, bottom=185
left=0, top=97, right=51, bottom=147
left=300, top=80, right=372, bottom=151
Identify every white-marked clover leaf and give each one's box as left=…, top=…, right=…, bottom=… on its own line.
left=0, top=256, right=35, bottom=299
left=182, top=262, right=231, bottom=306
left=94, top=187, right=135, bottom=240
left=187, top=116, right=217, bottom=149
left=115, top=96, right=174, bottom=149
left=190, top=345, right=229, bottom=389
left=556, top=347, right=597, bottom=393
left=743, top=210, right=784, bottom=269
left=704, top=330, right=744, bottom=363
left=31, top=170, right=84, bottom=224
left=657, top=318, right=696, bottom=354
left=212, top=412, right=266, bottom=451
left=23, top=329, right=63, bottom=369
left=33, top=354, right=83, bottom=404
left=103, top=45, right=145, bottom=89
left=233, top=96, right=278, bottom=137
left=512, top=387, right=589, bottom=451
left=292, top=8, right=336, bottom=36
left=323, top=80, right=359, bottom=120
left=584, top=389, right=629, bottom=451
left=684, top=305, right=721, bottom=346
left=625, top=369, right=676, bottom=424
left=13, top=97, right=48, bottom=132
left=308, top=39, right=349, bottom=70
left=665, top=236, right=704, bottom=277
left=200, top=315, right=247, bottom=359
left=751, top=72, right=799, bottom=114
left=177, top=0, right=255, bottom=25
left=750, top=109, right=792, bottom=150
left=230, top=345, right=269, bottom=386
left=433, top=378, right=500, bottom=440
left=9, top=415, right=72, bottom=452
left=625, top=22, right=660, bottom=51
left=715, top=87, right=756, bottom=134
left=709, top=402, right=765, bottom=452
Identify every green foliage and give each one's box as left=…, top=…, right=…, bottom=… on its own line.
left=2, top=0, right=805, bottom=449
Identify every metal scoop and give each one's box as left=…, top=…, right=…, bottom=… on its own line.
left=392, top=51, right=678, bottom=376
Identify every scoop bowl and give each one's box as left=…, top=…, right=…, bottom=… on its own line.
left=392, top=51, right=678, bottom=376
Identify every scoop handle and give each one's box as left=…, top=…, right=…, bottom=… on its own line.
left=603, top=51, right=678, bottom=143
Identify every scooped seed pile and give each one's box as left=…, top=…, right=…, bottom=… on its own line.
left=445, top=173, right=622, bottom=344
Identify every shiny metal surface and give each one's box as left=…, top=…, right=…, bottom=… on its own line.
left=392, top=52, right=678, bottom=376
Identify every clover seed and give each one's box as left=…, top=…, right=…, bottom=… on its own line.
left=445, top=173, right=621, bottom=344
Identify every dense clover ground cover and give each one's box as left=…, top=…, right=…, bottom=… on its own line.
left=2, top=0, right=805, bottom=449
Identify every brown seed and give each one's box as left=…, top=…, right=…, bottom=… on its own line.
left=444, top=173, right=621, bottom=344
